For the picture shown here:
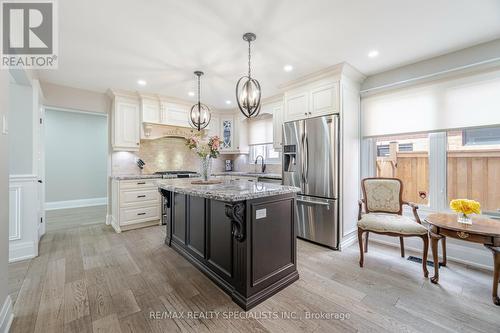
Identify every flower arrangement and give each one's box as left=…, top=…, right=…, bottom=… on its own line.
left=450, top=199, right=481, bottom=224
left=186, top=135, right=221, bottom=181
left=186, top=135, right=221, bottom=159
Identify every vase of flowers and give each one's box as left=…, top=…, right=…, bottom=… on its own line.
left=186, top=135, right=221, bottom=181
left=450, top=199, right=481, bottom=224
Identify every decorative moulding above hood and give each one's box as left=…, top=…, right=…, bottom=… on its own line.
left=142, top=122, right=203, bottom=140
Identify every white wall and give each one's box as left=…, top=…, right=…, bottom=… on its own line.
left=41, top=82, right=110, bottom=114
left=9, top=84, right=33, bottom=175
left=45, top=109, right=107, bottom=207
left=362, top=38, right=500, bottom=93
left=0, top=71, right=13, bottom=332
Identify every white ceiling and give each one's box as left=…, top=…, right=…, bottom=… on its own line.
left=37, top=0, right=500, bottom=109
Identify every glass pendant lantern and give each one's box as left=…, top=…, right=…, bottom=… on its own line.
left=189, top=71, right=211, bottom=131
left=236, top=32, right=262, bottom=118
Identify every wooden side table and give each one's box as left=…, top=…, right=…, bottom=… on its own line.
left=425, top=213, right=500, bottom=306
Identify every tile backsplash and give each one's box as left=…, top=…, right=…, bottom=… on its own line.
left=112, top=137, right=281, bottom=175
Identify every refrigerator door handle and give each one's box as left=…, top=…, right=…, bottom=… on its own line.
left=304, top=134, right=309, bottom=183
left=301, top=132, right=306, bottom=184
left=296, top=198, right=330, bottom=206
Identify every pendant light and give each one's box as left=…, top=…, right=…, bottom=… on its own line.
left=189, top=71, right=211, bottom=131
left=236, top=32, right=261, bottom=118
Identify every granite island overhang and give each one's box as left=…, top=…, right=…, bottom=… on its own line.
left=157, top=178, right=301, bottom=310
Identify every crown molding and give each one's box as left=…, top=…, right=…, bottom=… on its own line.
left=278, top=62, right=365, bottom=91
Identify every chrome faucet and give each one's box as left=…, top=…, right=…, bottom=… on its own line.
left=254, top=155, right=266, bottom=173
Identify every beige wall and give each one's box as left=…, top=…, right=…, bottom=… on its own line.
left=112, top=137, right=225, bottom=175
left=0, top=71, right=10, bottom=323
left=111, top=139, right=281, bottom=175
left=40, top=81, right=110, bottom=114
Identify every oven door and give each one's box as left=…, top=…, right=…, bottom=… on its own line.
left=296, top=195, right=338, bottom=249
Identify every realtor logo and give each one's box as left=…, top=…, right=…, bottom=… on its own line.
left=1, top=0, right=58, bottom=69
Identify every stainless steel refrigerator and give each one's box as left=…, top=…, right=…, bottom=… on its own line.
left=282, top=114, right=339, bottom=249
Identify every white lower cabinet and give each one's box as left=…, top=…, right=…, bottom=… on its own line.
left=111, top=178, right=161, bottom=232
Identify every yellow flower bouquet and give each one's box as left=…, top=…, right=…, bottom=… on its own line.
left=450, top=199, right=481, bottom=224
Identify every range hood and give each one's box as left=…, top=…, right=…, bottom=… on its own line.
left=142, top=122, right=204, bottom=140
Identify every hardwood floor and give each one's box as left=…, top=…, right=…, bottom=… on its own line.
left=8, top=212, right=500, bottom=332
left=45, top=205, right=107, bottom=232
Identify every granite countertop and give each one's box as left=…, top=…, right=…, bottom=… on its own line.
left=111, top=174, right=163, bottom=180
left=111, top=174, right=199, bottom=180
left=157, top=178, right=299, bottom=202
left=212, top=171, right=282, bottom=180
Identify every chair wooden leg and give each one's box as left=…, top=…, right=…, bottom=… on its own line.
left=441, top=237, right=447, bottom=267
left=364, top=232, right=369, bottom=253
left=358, top=228, right=364, bottom=267
left=421, top=235, right=429, bottom=278
left=399, top=237, right=405, bottom=258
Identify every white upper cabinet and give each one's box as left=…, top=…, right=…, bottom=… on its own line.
left=285, top=90, right=309, bottom=122
left=220, top=114, right=235, bottom=152
left=162, top=101, right=190, bottom=128
left=272, top=104, right=283, bottom=150
left=112, top=97, right=140, bottom=151
left=139, top=94, right=192, bottom=128
left=141, top=96, right=160, bottom=124
left=310, top=82, right=339, bottom=116
left=260, top=99, right=284, bottom=150
left=283, top=80, right=339, bottom=122
left=219, top=113, right=248, bottom=154
left=206, top=113, right=220, bottom=138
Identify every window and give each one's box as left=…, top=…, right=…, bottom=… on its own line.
left=249, top=143, right=281, bottom=164
left=447, top=127, right=500, bottom=214
left=367, top=126, right=500, bottom=216
left=377, top=143, right=414, bottom=157
left=462, top=127, right=500, bottom=146
left=375, top=134, right=430, bottom=205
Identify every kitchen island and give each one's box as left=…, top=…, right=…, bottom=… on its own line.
left=158, top=179, right=300, bottom=310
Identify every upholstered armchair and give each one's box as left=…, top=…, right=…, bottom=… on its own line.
left=357, top=177, right=429, bottom=277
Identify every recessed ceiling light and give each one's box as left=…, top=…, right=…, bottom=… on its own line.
left=188, top=91, right=195, bottom=97
left=225, top=100, right=232, bottom=105
left=283, top=64, right=293, bottom=72
left=368, top=50, right=379, bottom=58
left=137, top=79, right=147, bottom=86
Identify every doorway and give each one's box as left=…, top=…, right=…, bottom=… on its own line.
left=43, top=108, right=108, bottom=231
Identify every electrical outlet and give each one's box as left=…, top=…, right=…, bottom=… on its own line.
left=1, top=115, right=7, bottom=134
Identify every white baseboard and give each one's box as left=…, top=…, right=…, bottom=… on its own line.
left=368, top=235, right=493, bottom=272
left=0, top=295, right=13, bottom=333
left=45, top=197, right=107, bottom=210
left=340, top=230, right=358, bottom=251
left=9, top=241, right=37, bottom=263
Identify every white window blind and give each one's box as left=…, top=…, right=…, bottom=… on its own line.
left=361, top=69, right=500, bottom=137
left=248, top=114, right=273, bottom=145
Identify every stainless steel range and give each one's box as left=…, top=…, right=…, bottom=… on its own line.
left=154, top=171, right=198, bottom=178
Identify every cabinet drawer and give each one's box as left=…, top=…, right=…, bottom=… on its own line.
left=440, top=228, right=494, bottom=245
left=120, top=205, right=160, bottom=226
left=120, top=189, right=159, bottom=205
left=120, top=179, right=160, bottom=189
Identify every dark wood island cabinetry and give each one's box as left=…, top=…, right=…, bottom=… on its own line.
left=158, top=179, right=300, bottom=310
